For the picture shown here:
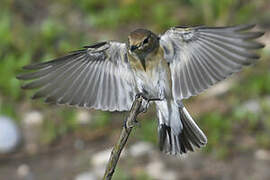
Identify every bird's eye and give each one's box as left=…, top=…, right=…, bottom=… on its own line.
left=143, top=37, right=149, bottom=44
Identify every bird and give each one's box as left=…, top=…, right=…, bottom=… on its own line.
left=17, top=24, right=264, bottom=155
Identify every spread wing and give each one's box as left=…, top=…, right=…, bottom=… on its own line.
left=160, top=24, right=264, bottom=100
left=17, top=41, right=137, bottom=111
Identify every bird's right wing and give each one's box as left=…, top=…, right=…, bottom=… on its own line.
left=160, top=24, right=264, bottom=100
left=17, top=41, right=137, bottom=111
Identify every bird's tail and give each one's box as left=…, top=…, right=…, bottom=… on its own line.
left=157, top=101, right=207, bottom=155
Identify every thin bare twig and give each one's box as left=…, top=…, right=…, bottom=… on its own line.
left=103, top=96, right=143, bottom=180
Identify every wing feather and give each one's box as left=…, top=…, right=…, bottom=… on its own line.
left=69, top=60, right=92, bottom=105
left=160, top=24, right=264, bottom=99
left=17, top=41, right=136, bottom=111
left=160, top=25, right=264, bottom=99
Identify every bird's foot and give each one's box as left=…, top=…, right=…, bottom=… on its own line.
left=135, top=93, right=147, bottom=100
left=135, top=93, right=164, bottom=113
left=135, top=93, right=164, bottom=102
left=140, top=99, right=149, bottom=113
left=148, top=97, right=164, bottom=102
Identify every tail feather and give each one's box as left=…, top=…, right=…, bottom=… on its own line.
left=157, top=103, right=207, bottom=155
left=180, top=107, right=207, bottom=147
left=180, top=129, right=194, bottom=152
left=180, top=107, right=207, bottom=148
left=159, top=124, right=182, bottom=155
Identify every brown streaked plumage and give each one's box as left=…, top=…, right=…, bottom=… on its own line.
left=128, top=29, right=160, bottom=71
left=17, top=24, right=264, bottom=155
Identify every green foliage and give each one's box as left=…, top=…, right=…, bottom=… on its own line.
left=232, top=71, right=270, bottom=98
left=199, top=90, right=270, bottom=157
left=135, top=173, right=153, bottom=180
left=256, top=132, right=270, bottom=149
left=186, top=0, right=233, bottom=24
left=0, top=11, right=12, bottom=49
left=41, top=108, right=77, bottom=144
left=58, top=109, right=78, bottom=134
left=113, top=166, right=153, bottom=180
left=113, top=167, right=130, bottom=180
left=185, top=0, right=257, bottom=25
left=40, top=19, right=66, bottom=50
left=199, top=112, right=233, bottom=158
left=77, top=0, right=180, bottom=29
left=0, top=102, right=17, bottom=120
left=91, top=111, right=111, bottom=128
left=134, top=119, right=158, bottom=144
left=232, top=106, right=260, bottom=130
left=42, top=117, right=59, bottom=144
left=0, top=52, right=31, bottom=99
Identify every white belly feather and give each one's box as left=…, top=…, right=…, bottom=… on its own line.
left=134, top=62, right=170, bottom=99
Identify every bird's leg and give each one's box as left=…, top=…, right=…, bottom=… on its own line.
left=123, top=93, right=149, bottom=129
left=123, top=93, right=163, bottom=129
left=148, top=97, right=164, bottom=102
left=135, top=92, right=164, bottom=102
left=135, top=93, right=164, bottom=112
left=135, top=93, right=150, bottom=113
left=135, top=92, right=147, bottom=100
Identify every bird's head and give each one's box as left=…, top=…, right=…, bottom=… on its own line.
left=128, top=29, right=159, bottom=58
left=128, top=29, right=159, bottom=71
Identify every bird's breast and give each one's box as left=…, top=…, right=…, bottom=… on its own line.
left=129, top=48, right=171, bottom=99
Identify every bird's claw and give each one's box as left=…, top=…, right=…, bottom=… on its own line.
left=135, top=93, right=148, bottom=100
left=135, top=93, right=164, bottom=113
left=136, top=93, right=163, bottom=102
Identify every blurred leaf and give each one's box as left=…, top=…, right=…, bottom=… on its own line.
left=113, top=167, right=130, bottom=180
left=199, top=112, right=233, bottom=156
left=91, top=111, right=111, bottom=128
left=135, top=119, right=157, bottom=144
left=0, top=51, right=31, bottom=99
left=0, top=102, right=17, bottom=120
left=0, top=11, right=12, bottom=49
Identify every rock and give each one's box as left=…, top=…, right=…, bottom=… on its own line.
left=0, top=116, right=21, bottom=153
left=23, top=111, right=43, bottom=126
left=242, top=99, right=261, bottom=114
left=91, top=149, right=112, bottom=167
left=146, top=160, right=165, bottom=179
left=91, top=149, right=112, bottom=178
left=93, top=164, right=106, bottom=178
left=129, top=141, right=153, bottom=157
left=76, top=110, right=92, bottom=124
left=17, top=164, right=30, bottom=177
left=91, top=148, right=127, bottom=167
left=255, top=149, right=270, bottom=161
left=161, top=171, right=177, bottom=180
left=22, top=111, right=43, bottom=154
left=17, top=164, right=34, bottom=180
left=146, top=160, right=177, bottom=180
left=75, top=171, right=97, bottom=180
left=91, top=148, right=128, bottom=178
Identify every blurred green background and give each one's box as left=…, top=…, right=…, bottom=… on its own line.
left=0, top=0, right=269, bottom=179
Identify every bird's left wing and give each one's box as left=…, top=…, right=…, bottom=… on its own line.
left=159, top=24, right=264, bottom=100
left=17, top=41, right=137, bottom=111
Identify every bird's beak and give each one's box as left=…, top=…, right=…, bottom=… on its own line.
left=129, top=44, right=146, bottom=71
left=140, top=58, right=146, bottom=71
